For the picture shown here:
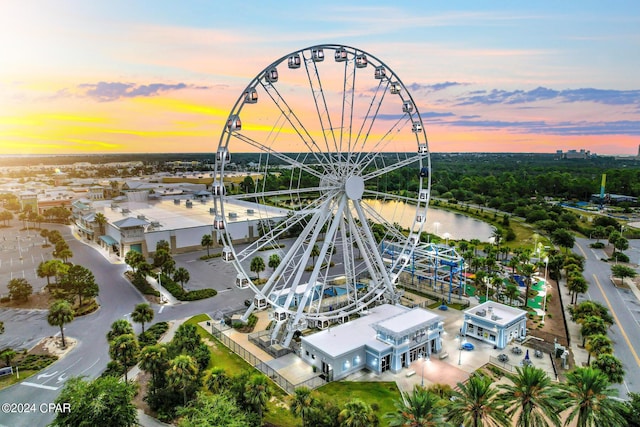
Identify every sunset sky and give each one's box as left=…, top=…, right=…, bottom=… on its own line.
left=1, top=1, right=639, bottom=156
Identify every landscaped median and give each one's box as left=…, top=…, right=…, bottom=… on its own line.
left=158, top=274, right=217, bottom=301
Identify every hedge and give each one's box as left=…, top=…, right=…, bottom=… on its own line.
left=138, top=322, right=169, bottom=347
left=159, top=274, right=217, bottom=301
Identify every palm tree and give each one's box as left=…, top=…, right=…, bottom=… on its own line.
left=517, top=263, right=537, bottom=310
left=56, top=247, right=73, bottom=263
left=166, top=354, right=199, bottom=406
left=94, top=212, right=107, bottom=235
left=561, top=366, right=626, bottom=427
left=109, top=333, right=139, bottom=382
left=498, top=365, right=563, bottom=427
left=268, top=253, right=281, bottom=271
left=201, top=233, right=213, bottom=257
left=290, top=387, right=317, bottom=427
left=37, top=260, right=56, bottom=286
left=124, top=250, right=145, bottom=274
left=47, top=299, right=74, bottom=348
left=173, top=267, right=190, bottom=290
left=585, top=334, right=613, bottom=365
left=250, top=256, right=265, bottom=280
left=580, top=315, right=608, bottom=347
left=504, top=284, right=520, bottom=307
left=107, top=319, right=134, bottom=341
left=339, top=398, right=378, bottom=427
left=447, top=374, right=509, bottom=427
left=206, top=367, right=231, bottom=394
left=385, top=386, right=446, bottom=427
left=567, top=273, right=588, bottom=305
left=310, top=244, right=320, bottom=265
left=244, top=374, right=272, bottom=420
left=131, top=303, right=154, bottom=333
left=139, top=344, right=168, bottom=390
left=591, top=354, right=625, bottom=384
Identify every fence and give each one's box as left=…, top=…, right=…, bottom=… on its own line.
left=210, top=323, right=325, bottom=394
left=400, top=282, right=470, bottom=308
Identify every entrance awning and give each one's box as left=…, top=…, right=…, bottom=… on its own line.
left=99, top=235, right=118, bottom=246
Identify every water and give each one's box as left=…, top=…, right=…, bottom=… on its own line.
left=363, top=199, right=494, bottom=242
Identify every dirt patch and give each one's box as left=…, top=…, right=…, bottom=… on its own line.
left=132, top=370, right=155, bottom=417
left=527, top=278, right=568, bottom=346
left=30, top=336, right=77, bottom=359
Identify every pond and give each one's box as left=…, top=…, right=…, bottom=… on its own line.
left=364, top=199, right=494, bottom=242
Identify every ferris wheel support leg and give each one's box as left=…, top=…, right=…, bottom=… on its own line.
left=270, top=320, right=285, bottom=342
left=241, top=302, right=255, bottom=323
left=282, top=327, right=296, bottom=348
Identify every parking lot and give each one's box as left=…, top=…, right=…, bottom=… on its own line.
left=0, top=221, right=59, bottom=297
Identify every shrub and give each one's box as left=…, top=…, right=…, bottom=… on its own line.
left=130, top=272, right=160, bottom=296
left=19, top=354, right=57, bottom=370
left=138, top=322, right=170, bottom=347
left=74, top=300, right=99, bottom=317
left=589, top=242, right=605, bottom=249
left=159, top=275, right=216, bottom=301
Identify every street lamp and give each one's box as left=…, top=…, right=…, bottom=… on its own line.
left=418, top=353, right=426, bottom=387
left=541, top=256, right=549, bottom=323
left=433, top=222, right=440, bottom=237
left=457, top=334, right=465, bottom=365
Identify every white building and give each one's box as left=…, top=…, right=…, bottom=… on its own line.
left=460, top=301, right=527, bottom=349
left=301, top=304, right=444, bottom=381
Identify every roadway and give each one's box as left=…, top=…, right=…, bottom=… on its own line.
left=0, top=225, right=251, bottom=427
left=573, top=237, right=640, bottom=398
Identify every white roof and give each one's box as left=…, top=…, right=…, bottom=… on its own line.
left=464, top=301, right=527, bottom=326
left=303, top=304, right=423, bottom=358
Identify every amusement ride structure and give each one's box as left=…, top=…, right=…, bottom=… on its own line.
left=212, top=44, right=463, bottom=348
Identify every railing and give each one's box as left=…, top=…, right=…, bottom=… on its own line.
left=210, top=323, right=324, bottom=394
left=488, top=355, right=557, bottom=381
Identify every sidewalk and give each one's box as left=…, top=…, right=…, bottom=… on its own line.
left=129, top=318, right=187, bottom=427
left=146, top=275, right=180, bottom=305
left=556, top=276, right=589, bottom=368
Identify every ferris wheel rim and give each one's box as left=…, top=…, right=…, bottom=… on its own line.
left=213, top=44, right=432, bottom=322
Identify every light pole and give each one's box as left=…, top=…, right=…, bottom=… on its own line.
left=484, top=276, right=489, bottom=302
left=542, top=256, right=549, bottom=323
left=457, top=335, right=464, bottom=365
left=418, top=353, right=426, bottom=387
left=433, top=222, right=440, bottom=238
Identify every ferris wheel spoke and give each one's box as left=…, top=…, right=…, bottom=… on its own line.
left=259, top=79, right=337, bottom=174
left=228, top=186, right=331, bottom=201
left=361, top=154, right=421, bottom=182
left=231, top=132, right=330, bottom=182
left=301, top=55, right=341, bottom=173
left=353, top=117, right=414, bottom=171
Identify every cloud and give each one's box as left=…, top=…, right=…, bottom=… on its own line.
left=446, top=118, right=640, bottom=136
left=77, top=81, right=202, bottom=101
left=407, top=81, right=465, bottom=92
left=456, top=86, right=640, bottom=106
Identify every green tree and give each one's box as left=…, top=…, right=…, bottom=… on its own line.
left=176, top=392, right=249, bottom=427
left=50, top=376, right=137, bottom=427
left=156, top=239, right=171, bottom=253
left=504, top=283, right=520, bottom=306
left=385, top=386, right=446, bottom=427
left=0, top=349, right=16, bottom=366
left=621, top=392, right=640, bottom=427
left=56, top=247, right=73, bottom=263
left=447, top=374, right=509, bottom=427
left=268, top=253, right=281, bottom=271
left=37, top=260, right=57, bottom=286
left=567, top=273, right=588, bottom=306
left=585, top=334, right=613, bottom=365
left=7, top=277, right=33, bottom=301
left=551, top=228, right=576, bottom=253
left=310, top=244, right=321, bottom=265
left=124, top=250, right=146, bottom=274
left=94, top=212, right=107, bottom=235
left=167, top=354, right=199, bottom=406
left=580, top=315, right=608, bottom=347
left=59, top=264, right=99, bottom=307
left=201, top=234, right=213, bottom=257
left=516, top=263, right=536, bottom=310
left=173, top=267, right=190, bottom=290
left=250, top=256, right=265, bottom=280
left=290, top=387, right=317, bottom=427
left=139, top=344, right=169, bottom=392
left=153, top=248, right=172, bottom=269
left=47, top=299, right=75, bottom=348
left=570, top=301, right=614, bottom=326
left=562, top=366, right=626, bottom=427
left=109, top=333, right=139, bottom=382
left=206, top=367, right=231, bottom=394
left=107, top=319, right=134, bottom=342
left=592, top=354, right=625, bottom=384
left=244, top=374, right=272, bottom=420
left=0, top=321, right=4, bottom=334
left=339, top=398, right=379, bottom=427
left=498, top=365, right=563, bottom=427
left=611, top=264, right=637, bottom=284
left=131, top=303, right=154, bottom=333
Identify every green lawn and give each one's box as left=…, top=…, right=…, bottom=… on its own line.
left=185, top=315, right=299, bottom=426
left=316, top=381, right=401, bottom=426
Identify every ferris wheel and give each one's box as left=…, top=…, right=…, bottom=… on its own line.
left=212, top=44, right=431, bottom=347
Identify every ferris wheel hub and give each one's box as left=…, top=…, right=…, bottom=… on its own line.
left=344, top=175, right=365, bottom=200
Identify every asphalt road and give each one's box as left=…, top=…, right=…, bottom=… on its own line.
left=0, top=225, right=251, bottom=427
left=573, top=237, right=640, bottom=398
